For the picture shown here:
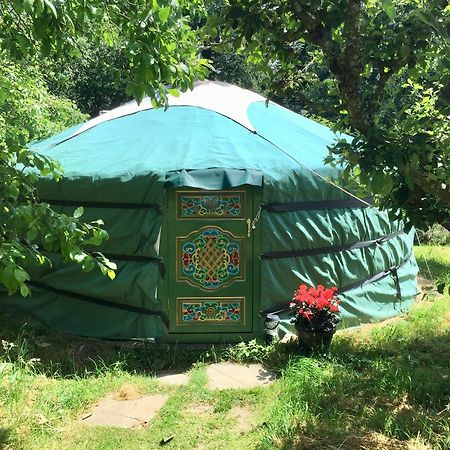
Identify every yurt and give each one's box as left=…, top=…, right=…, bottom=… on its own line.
left=0, top=81, right=419, bottom=342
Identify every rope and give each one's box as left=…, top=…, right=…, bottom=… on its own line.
left=414, top=229, right=434, bottom=280
left=253, top=130, right=372, bottom=207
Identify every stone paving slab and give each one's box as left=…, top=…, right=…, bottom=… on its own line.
left=227, top=406, right=255, bottom=433
left=82, top=394, right=168, bottom=428
left=206, top=363, right=274, bottom=390
left=156, top=370, right=190, bottom=386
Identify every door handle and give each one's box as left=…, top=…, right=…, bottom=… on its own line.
left=247, top=205, right=262, bottom=238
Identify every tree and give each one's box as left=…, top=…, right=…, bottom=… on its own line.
left=0, top=0, right=210, bottom=296
left=212, top=0, right=450, bottom=229
left=0, top=56, right=108, bottom=296
left=42, top=41, right=131, bottom=117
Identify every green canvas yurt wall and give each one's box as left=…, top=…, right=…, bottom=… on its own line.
left=0, top=81, right=419, bottom=341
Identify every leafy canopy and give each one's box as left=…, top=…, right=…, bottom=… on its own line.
left=212, top=0, right=450, bottom=229
left=0, top=0, right=209, bottom=296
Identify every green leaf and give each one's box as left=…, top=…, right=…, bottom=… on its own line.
left=27, top=227, right=38, bottom=241
left=73, top=206, right=84, bottom=219
left=107, top=269, right=116, bottom=280
left=85, top=234, right=103, bottom=246
left=81, top=256, right=95, bottom=272
left=414, top=11, right=435, bottom=27
left=382, top=0, right=395, bottom=20
left=71, top=252, right=85, bottom=264
left=14, top=268, right=30, bottom=283
left=36, top=254, right=46, bottom=265
left=104, top=260, right=117, bottom=270
left=178, top=62, right=189, bottom=74
left=370, top=172, right=393, bottom=195
left=20, top=284, right=30, bottom=297
left=167, top=88, right=180, bottom=97
left=2, top=266, right=17, bottom=293
left=158, top=6, right=171, bottom=24
left=35, top=0, right=45, bottom=16
left=43, top=0, right=58, bottom=18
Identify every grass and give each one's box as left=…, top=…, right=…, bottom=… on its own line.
left=414, top=245, right=450, bottom=281
left=0, top=245, right=449, bottom=449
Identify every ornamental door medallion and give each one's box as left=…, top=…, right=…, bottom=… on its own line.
left=177, top=226, right=244, bottom=290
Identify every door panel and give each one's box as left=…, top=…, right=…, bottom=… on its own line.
left=168, top=188, right=254, bottom=333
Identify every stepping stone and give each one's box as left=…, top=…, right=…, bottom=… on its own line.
left=206, top=363, right=274, bottom=390
left=82, top=394, right=168, bottom=428
left=156, top=370, right=190, bottom=386
left=227, top=406, right=254, bottom=433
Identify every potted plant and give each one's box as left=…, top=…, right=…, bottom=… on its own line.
left=289, top=284, right=341, bottom=353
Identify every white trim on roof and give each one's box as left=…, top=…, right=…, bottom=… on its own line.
left=64, top=80, right=264, bottom=142
left=168, top=80, right=263, bottom=130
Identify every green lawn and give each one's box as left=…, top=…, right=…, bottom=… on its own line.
left=0, top=246, right=449, bottom=449
left=414, top=245, right=450, bottom=280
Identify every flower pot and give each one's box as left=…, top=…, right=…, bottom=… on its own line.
left=295, top=327, right=336, bottom=354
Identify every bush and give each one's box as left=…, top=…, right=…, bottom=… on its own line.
left=416, top=224, right=450, bottom=246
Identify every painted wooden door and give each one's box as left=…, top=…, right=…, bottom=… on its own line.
left=167, top=188, right=255, bottom=334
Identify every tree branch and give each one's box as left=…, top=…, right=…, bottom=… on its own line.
left=369, top=52, right=411, bottom=115
left=286, top=1, right=330, bottom=47
left=286, top=0, right=371, bottom=133
left=412, top=172, right=450, bottom=204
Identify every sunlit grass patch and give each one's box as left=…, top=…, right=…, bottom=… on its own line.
left=414, top=245, right=450, bottom=288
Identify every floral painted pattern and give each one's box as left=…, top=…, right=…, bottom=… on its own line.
left=179, top=193, right=242, bottom=218
left=181, top=300, right=242, bottom=322
left=180, top=227, right=241, bottom=289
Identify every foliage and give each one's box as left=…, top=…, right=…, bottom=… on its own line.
left=43, top=41, right=131, bottom=116
left=416, top=224, right=450, bottom=246
left=219, top=339, right=270, bottom=363
left=0, top=57, right=118, bottom=297
left=414, top=245, right=450, bottom=294
left=0, top=1, right=210, bottom=296
left=0, top=0, right=210, bottom=105
left=289, top=284, right=341, bottom=332
left=211, top=0, right=450, bottom=230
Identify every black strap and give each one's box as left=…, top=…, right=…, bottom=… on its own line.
left=263, top=197, right=373, bottom=212
left=260, top=255, right=411, bottom=317
left=40, top=199, right=162, bottom=211
left=39, top=250, right=166, bottom=279
left=337, top=257, right=409, bottom=295
left=260, top=230, right=404, bottom=260
left=391, top=267, right=402, bottom=301
left=28, top=281, right=169, bottom=328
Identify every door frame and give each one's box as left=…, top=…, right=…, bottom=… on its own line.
left=158, top=185, right=262, bottom=343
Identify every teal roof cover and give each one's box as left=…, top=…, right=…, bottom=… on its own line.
left=31, top=81, right=350, bottom=180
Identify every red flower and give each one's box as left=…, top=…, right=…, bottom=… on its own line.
left=289, top=283, right=341, bottom=327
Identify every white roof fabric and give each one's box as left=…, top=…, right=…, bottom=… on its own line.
left=66, top=80, right=263, bottom=141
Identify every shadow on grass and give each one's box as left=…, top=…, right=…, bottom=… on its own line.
left=273, top=430, right=431, bottom=450
left=0, top=310, right=225, bottom=377
left=415, top=254, right=450, bottom=280
left=259, top=330, right=450, bottom=449
left=0, top=428, right=10, bottom=449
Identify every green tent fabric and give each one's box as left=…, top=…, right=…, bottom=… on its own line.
left=0, top=80, right=419, bottom=340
